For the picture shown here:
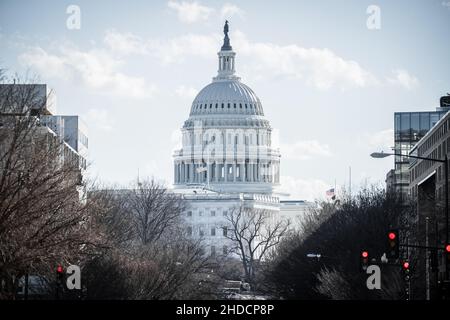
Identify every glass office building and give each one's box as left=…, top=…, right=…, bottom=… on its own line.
left=391, top=109, right=449, bottom=199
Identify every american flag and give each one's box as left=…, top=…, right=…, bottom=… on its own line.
left=326, top=188, right=335, bottom=197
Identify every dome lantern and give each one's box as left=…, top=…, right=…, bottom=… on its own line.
left=213, top=21, right=239, bottom=83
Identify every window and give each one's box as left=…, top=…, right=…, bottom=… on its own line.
left=187, top=226, right=192, bottom=236
left=228, top=103, right=230, bottom=108
left=223, top=227, right=228, bottom=237
left=211, top=210, right=216, bottom=217
left=223, top=210, right=227, bottom=217
left=199, top=227, right=204, bottom=237
left=211, top=246, right=216, bottom=258
left=223, top=246, right=228, bottom=255
left=187, top=211, right=192, bottom=217
left=199, top=211, right=203, bottom=217
left=211, top=227, right=216, bottom=236
left=411, top=113, right=420, bottom=141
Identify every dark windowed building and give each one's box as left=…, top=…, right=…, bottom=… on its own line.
left=388, top=108, right=449, bottom=200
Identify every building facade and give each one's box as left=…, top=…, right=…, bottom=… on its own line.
left=0, top=84, right=88, bottom=193
left=409, top=108, right=450, bottom=299
left=173, top=22, right=312, bottom=257
left=388, top=109, right=449, bottom=200
left=40, top=115, right=88, bottom=170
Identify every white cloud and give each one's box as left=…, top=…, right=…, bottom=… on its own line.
left=147, top=33, right=219, bottom=64
left=167, top=1, right=213, bottom=24
left=175, top=85, right=198, bottom=99
left=281, top=140, right=332, bottom=160
left=387, top=69, right=419, bottom=90
left=231, top=30, right=377, bottom=89
left=84, top=108, right=115, bottom=131
left=277, top=175, right=330, bottom=201
left=362, top=128, right=394, bottom=151
left=89, top=28, right=378, bottom=90
left=18, top=44, right=157, bottom=99
left=143, top=29, right=377, bottom=89
left=220, top=3, right=245, bottom=20
left=104, top=29, right=147, bottom=55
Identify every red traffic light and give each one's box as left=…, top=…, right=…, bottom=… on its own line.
left=446, top=244, right=450, bottom=253
left=56, top=265, right=64, bottom=273
left=403, top=261, right=410, bottom=269
left=388, top=232, right=396, bottom=240
left=361, top=251, right=369, bottom=258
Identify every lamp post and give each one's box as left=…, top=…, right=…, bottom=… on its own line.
left=371, top=151, right=449, bottom=280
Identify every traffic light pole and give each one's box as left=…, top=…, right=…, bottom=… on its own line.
left=372, top=152, right=450, bottom=280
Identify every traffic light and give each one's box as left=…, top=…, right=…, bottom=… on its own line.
left=387, top=229, right=399, bottom=259
left=56, top=265, right=64, bottom=282
left=361, top=251, right=369, bottom=271
left=402, top=261, right=410, bottom=282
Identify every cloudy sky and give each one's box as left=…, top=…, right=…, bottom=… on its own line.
left=1, top=0, right=450, bottom=200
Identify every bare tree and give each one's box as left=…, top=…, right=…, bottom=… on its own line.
left=0, top=74, right=96, bottom=299
left=83, top=180, right=211, bottom=300
left=224, top=206, right=289, bottom=286
left=128, top=179, right=186, bottom=245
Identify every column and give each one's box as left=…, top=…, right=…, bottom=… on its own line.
left=242, top=162, right=246, bottom=182
left=175, top=163, right=178, bottom=183
left=233, top=161, right=236, bottom=182
left=189, top=162, right=194, bottom=183
left=257, top=162, right=260, bottom=182
left=224, top=162, right=228, bottom=182
left=215, top=162, right=219, bottom=182
left=208, top=162, right=212, bottom=183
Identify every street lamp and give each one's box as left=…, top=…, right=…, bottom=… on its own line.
left=371, top=151, right=449, bottom=279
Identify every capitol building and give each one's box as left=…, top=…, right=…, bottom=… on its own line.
left=173, top=22, right=313, bottom=257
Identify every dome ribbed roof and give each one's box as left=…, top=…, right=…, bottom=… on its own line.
left=189, top=80, right=263, bottom=116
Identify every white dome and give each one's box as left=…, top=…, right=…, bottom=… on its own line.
left=189, top=80, right=264, bottom=116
